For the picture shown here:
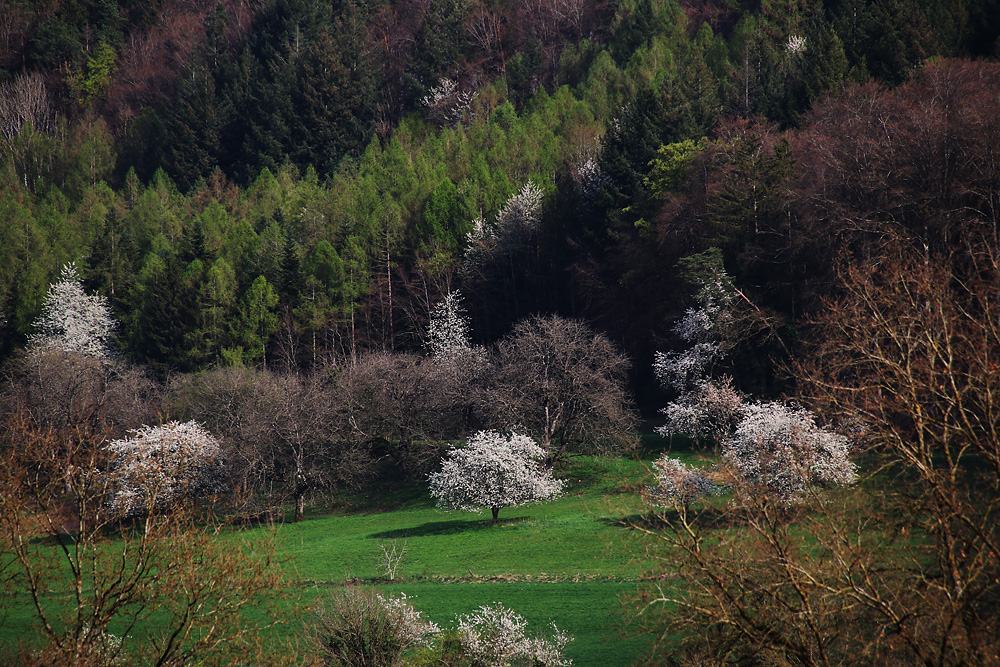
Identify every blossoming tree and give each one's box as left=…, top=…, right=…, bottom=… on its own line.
left=29, top=262, right=116, bottom=358
left=106, top=420, right=226, bottom=518
left=722, top=402, right=856, bottom=502
left=653, top=252, right=855, bottom=503
left=428, top=430, right=563, bottom=524
left=457, top=603, right=572, bottom=667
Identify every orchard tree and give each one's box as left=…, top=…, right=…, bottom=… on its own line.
left=169, top=367, right=362, bottom=522
left=722, top=402, right=856, bottom=502
left=0, top=411, right=288, bottom=666
left=106, top=420, right=226, bottom=519
left=428, top=430, right=564, bottom=524
left=647, top=456, right=718, bottom=511
left=308, top=587, right=440, bottom=667
left=455, top=604, right=572, bottom=667
left=29, top=262, right=116, bottom=358
left=655, top=253, right=854, bottom=503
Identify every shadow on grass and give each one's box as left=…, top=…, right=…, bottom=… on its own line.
left=602, top=506, right=747, bottom=532
left=368, top=516, right=530, bottom=539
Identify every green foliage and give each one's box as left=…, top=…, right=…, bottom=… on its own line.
left=67, top=41, right=117, bottom=106
left=231, top=275, right=279, bottom=366
left=644, top=138, right=708, bottom=197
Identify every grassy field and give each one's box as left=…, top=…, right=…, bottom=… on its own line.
left=1, top=441, right=695, bottom=665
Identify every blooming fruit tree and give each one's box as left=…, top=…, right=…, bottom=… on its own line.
left=428, top=430, right=564, bottom=524
left=653, top=253, right=855, bottom=504
left=647, top=456, right=719, bottom=510
left=722, top=402, right=856, bottom=502
left=29, top=262, right=116, bottom=358
left=457, top=603, right=572, bottom=667
left=106, top=420, right=226, bottom=518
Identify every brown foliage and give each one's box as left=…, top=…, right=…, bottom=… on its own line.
left=489, top=314, right=635, bottom=460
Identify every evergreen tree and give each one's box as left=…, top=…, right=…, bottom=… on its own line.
left=292, top=22, right=376, bottom=175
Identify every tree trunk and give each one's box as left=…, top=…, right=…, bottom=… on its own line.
left=295, top=490, right=305, bottom=522
left=491, top=507, right=500, bottom=525
left=294, top=471, right=307, bottom=522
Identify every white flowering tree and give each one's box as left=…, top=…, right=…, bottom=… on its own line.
left=722, top=402, right=856, bottom=502
left=653, top=252, right=855, bottom=502
left=647, top=456, right=719, bottom=511
left=464, top=181, right=544, bottom=268
left=29, top=262, right=116, bottom=358
left=654, top=258, right=744, bottom=443
left=427, top=290, right=485, bottom=365
left=310, top=587, right=440, bottom=667
left=457, top=603, right=572, bottom=667
left=420, top=77, right=474, bottom=126
left=106, top=420, right=226, bottom=518
left=428, top=430, right=564, bottom=524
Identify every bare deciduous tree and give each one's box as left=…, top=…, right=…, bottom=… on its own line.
left=632, top=243, right=1000, bottom=666
left=489, top=314, right=635, bottom=461
left=170, top=367, right=365, bottom=522
left=0, top=410, right=292, bottom=666
left=0, top=72, right=52, bottom=142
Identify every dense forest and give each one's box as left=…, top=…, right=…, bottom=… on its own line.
left=1, top=0, right=997, bottom=390
left=2, top=0, right=1000, bottom=663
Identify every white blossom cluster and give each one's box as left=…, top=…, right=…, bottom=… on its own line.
left=428, top=290, right=474, bottom=361
left=464, top=182, right=544, bottom=268
left=382, top=592, right=442, bottom=648
left=653, top=267, right=855, bottom=502
left=653, top=344, right=721, bottom=396
left=659, top=377, right=744, bottom=439
left=573, top=156, right=607, bottom=202
left=647, top=456, right=719, bottom=508
left=496, top=181, right=544, bottom=237
left=428, top=430, right=564, bottom=519
left=457, top=603, right=572, bottom=667
left=722, top=402, right=857, bottom=501
left=421, top=78, right=475, bottom=126
left=655, top=275, right=735, bottom=395
left=29, top=262, right=116, bottom=358
left=106, top=420, right=226, bottom=518
left=786, top=34, right=807, bottom=55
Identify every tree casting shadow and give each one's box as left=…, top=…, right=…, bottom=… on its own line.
left=368, top=516, right=530, bottom=539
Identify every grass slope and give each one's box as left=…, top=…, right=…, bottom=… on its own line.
left=2, top=445, right=695, bottom=665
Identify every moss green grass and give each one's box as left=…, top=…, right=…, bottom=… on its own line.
left=1, top=450, right=689, bottom=665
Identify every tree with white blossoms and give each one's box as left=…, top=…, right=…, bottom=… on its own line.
left=106, top=420, right=226, bottom=518
left=464, top=181, right=544, bottom=268
left=647, top=456, right=719, bottom=511
left=654, top=253, right=743, bottom=442
left=420, top=77, right=474, bottom=127
left=427, top=289, right=483, bottom=364
left=722, top=402, right=856, bottom=502
left=29, top=261, right=116, bottom=358
left=456, top=603, right=572, bottom=667
left=428, top=430, right=563, bottom=524
left=309, top=587, right=440, bottom=667
left=652, top=250, right=855, bottom=504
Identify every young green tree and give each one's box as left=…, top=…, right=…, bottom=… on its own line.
left=231, top=275, right=279, bottom=367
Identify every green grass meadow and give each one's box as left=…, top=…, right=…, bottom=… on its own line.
left=1, top=441, right=698, bottom=665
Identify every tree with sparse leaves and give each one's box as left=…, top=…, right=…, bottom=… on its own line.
left=490, top=314, right=634, bottom=460
left=428, top=430, right=563, bottom=524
